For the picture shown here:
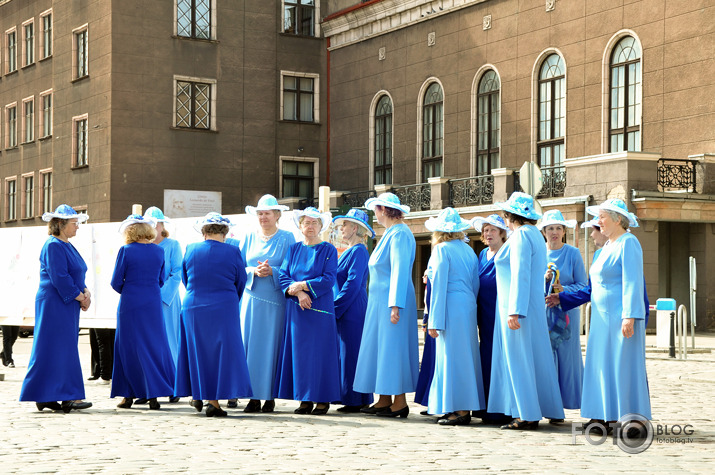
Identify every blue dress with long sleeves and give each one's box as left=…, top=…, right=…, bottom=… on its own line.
left=239, top=229, right=295, bottom=400
left=488, top=225, right=565, bottom=421
left=332, top=244, right=374, bottom=406
left=414, top=279, right=435, bottom=406
left=275, top=241, right=341, bottom=403
left=581, top=233, right=651, bottom=420
left=353, top=223, right=419, bottom=395
left=157, top=238, right=183, bottom=363
left=20, top=237, right=88, bottom=403
left=426, top=240, right=485, bottom=415
left=110, top=243, right=175, bottom=399
left=174, top=240, right=252, bottom=400
left=546, top=244, right=587, bottom=409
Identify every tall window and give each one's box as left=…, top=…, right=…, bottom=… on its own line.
left=74, top=28, right=88, bottom=79
left=41, top=11, right=52, bottom=59
left=23, top=98, right=34, bottom=143
left=73, top=116, right=88, bottom=167
left=283, top=75, right=314, bottom=122
left=538, top=54, right=565, bottom=168
left=284, top=1, right=315, bottom=36
left=6, top=30, right=17, bottom=73
left=23, top=175, right=34, bottom=219
left=177, top=0, right=211, bottom=40
left=6, top=179, right=17, bottom=221
left=175, top=80, right=212, bottom=129
left=41, top=92, right=52, bottom=137
left=610, top=36, right=642, bottom=152
left=422, top=82, right=444, bottom=180
left=374, top=95, right=393, bottom=186
left=477, top=70, right=500, bottom=175
left=23, top=20, right=34, bottom=66
left=6, top=105, right=17, bottom=148
left=40, top=171, right=53, bottom=214
left=282, top=160, right=314, bottom=199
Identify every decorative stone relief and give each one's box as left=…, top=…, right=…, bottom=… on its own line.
left=546, top=0, right=555, bottom=12
left=483, top=15, right=491, bottom=30
left=427, top=32, right=436, bottom=46
left=378, top=47, right=385, bottom=61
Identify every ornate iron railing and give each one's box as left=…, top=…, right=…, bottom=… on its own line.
left=297, top=197, right=318, bottom=209
left=448, top=175, right=494, bottom=207
left=537, top=165, right=566, bottom=198
left=390, top=183, right=431, bottom=211
left=657, top=159, right=697, bottom=192
left=342, top=189, right=377, bottom=208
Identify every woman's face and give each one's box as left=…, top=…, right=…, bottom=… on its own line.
left=339, top=221, right=358, bottom=241
left=597, top=211, right=619, bottom=238
left=300, top=216, right=322, bottom=239
left=543, top=224, right=565, bottom=246
left=257, top=210, right=280, bottom=231
left=503, top=214, right=515, bottom=231
left=373, top=205, right=385, bottom=225
left=482, top=224, right=503, bottom=249
left=591, top=226, right=608, bottom=248
left=63, top=218, right=80, bottom=239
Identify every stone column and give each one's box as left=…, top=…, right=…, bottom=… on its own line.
left=428, top=176, right=452, bottom=210
left=491, top=168, right=514, bottom=203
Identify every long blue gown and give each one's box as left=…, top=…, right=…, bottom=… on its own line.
left=581, top=233, right=651, bottom=420
left=353, top=223, right=419, bottom=396
left=332, top=244, right=374, bottom=407
left=157, top=238, right=183, bottom=363
left=20, top=237, right=87, bottom=403
left=414, top=279, right=435, bottom=406
left=275, top=241, right=341, bottom=403
left=110, top=243, right=175, bottom=399
left=239, top=229, right=295, bottom=400
left=488, top=224, right=565, bottom=421
left=174, top=240, right=252, bottom=400
left=546, top=244, right=587, bottom=409
left=427, top=240, right=485, bottom=415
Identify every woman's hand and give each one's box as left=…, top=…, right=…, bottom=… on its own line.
left=255, top=260, right=273, bottom=277
left=297, top=290, right=312, bottom=310
left=287, top=281, right=304, bottom=296
left=545, top=293, right=561, bottom=308
left=552, top=283, right=563, bottom=293
left=428, top=329, right=439, bottom=338
left=83, top=288, right=91, bottom=299
left=81, top=297, right=91, bottom=311
left=507, top=315, right=521, bottom=330
left=390, top=306, right=400, bottom=324
left=622, top=318, right=635, bottom=338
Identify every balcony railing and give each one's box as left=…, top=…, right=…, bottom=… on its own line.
left=514, top=165, right=566, bottom=198
left=448, top=175, right=494, bottom=207
left=342, top=189, right=377, bottom=208
left=391, top=183, right=431, bottom=212
left=657, top=159, right=697, bottom=193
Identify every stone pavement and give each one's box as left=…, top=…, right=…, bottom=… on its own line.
left=0, top=332, right=714, bottom=474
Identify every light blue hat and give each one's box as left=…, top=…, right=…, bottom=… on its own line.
left=144, top=206, right=170, bottom=223
left=245, top=194, right=289, bottom=216
left=586, top=199, right=638, bottom=227
left=42, top=204, right=89, bottom=223
left=293, top=207, right=332, bottom=233
left=425, top=207, right=472, bottom=233
left=538, top=209, right=577, bottom=230
left=496, top=191, right=541, bottom=220
left=193, top=212, right=235, bottom=233
left=580, top=217, right=601, bottom=229
left=332, top=208, right=375, bottom=238
left=364, top=192, right=410, bottom=214
left=119, top=214, right=157, bottom=234
left=472, top=214, right=508, bottom=233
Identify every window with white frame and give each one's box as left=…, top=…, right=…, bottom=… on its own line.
left=537, top=54, right=565, bottom=168
left=6, top=28, right=17, bottom=73
left=374, top=95, right=393, bottom=186
left=73, top=25, right=88, bottom=79
left=73, top=115, right=88, bottom=167
left=281, top=72, right=319, bottom=123
left=40, top=90, right=52, bottom=138
left=5, top=104, right=17, bottom=148
left=22, top=97, right=34, bottom=143
left=22, top=19, right=34, bottom=67
left=283, top=1, right=319, bottom=37
left=609, top=36, right=642, bottom=152
left=176, top=0, right=213, bottom=40
left=6, top=178, right=17, bottom=221
left=40, top=170, right=52, bottom=214
left=174, top=77, right=215, bottom=130
left=422, top=82, right=444, bottom=180
left=476, top=70, right=500, bottom=175
left=22, top=173, right=34, bottom=219
left=40, top=10, right=52, bottom=59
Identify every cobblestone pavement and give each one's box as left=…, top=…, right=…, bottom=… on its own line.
left=0, top=332, right=713, bottom=473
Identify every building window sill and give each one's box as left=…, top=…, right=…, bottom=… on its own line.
left=72, top=75, right=89, bottom=84
left=39, top=135, right=52, bottom=141
left=39, top=55, right=52, bottom=62
left=172, top=35, right=219, bottom=45
left=71, top=164, right=89, bottom=170
left=170, top=126, right=219, bottom=133
left=279, top=33, right=321, bottom=41
left=22, top=62, right=36, bottom=70
left=21, top=140, right=36, bottom=145
left=279, top=119, right=320, bottom=125
left=5, top=70, right=18, bottom=76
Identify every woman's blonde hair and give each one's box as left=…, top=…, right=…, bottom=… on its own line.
left=431, top=231, right=465, bottom=247
left=124, top=223, right=157, bottom=244
left=48, top=218, right=68, bottom=236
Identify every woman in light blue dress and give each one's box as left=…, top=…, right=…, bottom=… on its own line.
left=354, top=193, right=418, bottom=419
left=425, top=208, right=484, bottom=426
left=488, top=192, right=564, bottom=430
left=539, top=209, right=587, bottom=412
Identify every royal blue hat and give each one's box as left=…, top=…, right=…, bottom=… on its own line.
left=42, top=204, right=89, bottom=223
left=364, top=192, right=410, bottom=214
left=496, top=191, right=542, bottom=220
left=143, top=206, right=170, bottom=223
left=472, top=214, right=508, bottom=233
left=424, top=207, right=472, bottom=233
left=193, top=212, right=235, bottom=233
left=293, top=207, right=332, bottom=233
left=538, top=209, right=577, bottom=230
left=245, top=194, right=289, bottom=216
left=586, top=199, right=638, bottom=227
left=119, top=214, right=158, bottom=234
left=332, top=208, right=375, bottom=238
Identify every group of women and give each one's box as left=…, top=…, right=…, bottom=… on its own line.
left=18, top=190, right=651, bottom=431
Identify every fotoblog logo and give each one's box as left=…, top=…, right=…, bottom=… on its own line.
left=572, top=413, right=654, bottom=454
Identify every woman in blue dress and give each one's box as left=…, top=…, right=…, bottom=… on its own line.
left=581, top=199, right=651, bottom=427
left=539, top=209, right=587, bottom=413
left=332, top=209, right=375, bottom=412
left=425, top=208, right=484, bottom=426
left=354, top=193, right=418, bottom=419
left=471, top=214, right=511, bottom=425
left=111, top=215, right=176, bottom=410
left=20, top=205, right=93, bottom=413
left=275, top=207, right=340, bottom=415
left=174, top=213, right=252, bottom=417
left=238, top=195, right=294, bottom=413
left=489, top=192, right=564, bottom=430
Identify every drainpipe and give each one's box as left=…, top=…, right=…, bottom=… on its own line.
left=326, top=36, right=331, bottom=186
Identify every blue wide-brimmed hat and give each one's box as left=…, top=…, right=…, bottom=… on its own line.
left=41, top=204, right=89, bottom=223
left=332, top=208, right=375, bottom=238
left=472, top=214, right=508, bottom=233
left=245, top=194, right=289, bottom=216
left=425, top=207, right=471, bottom=233
left=586, top=199, right=638, bottom=227
left=496, top=191, right=541, bottom=221
left=538, top=209, right=577, bottom=230
left=144, top=206, right=170, bottom=223
left=193, top=212, right=235, bottom=233
left=580, top=217, right=601, bottom=229
left=364, top=192, right=410, bottom=214
left=119, top=214, right=158, bottom=234
left=293, top=207, right=332, bottom=233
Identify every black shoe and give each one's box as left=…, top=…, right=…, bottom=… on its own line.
left=438, top=413, right=471, bottom=426
left=117, top=398, right=133, bottom=409
left=227, top=399, right=238, bottom=408
left=337, top=404, right=367, bottom=413
left=312, top=403, right=330, bottom=415
left=376, top=405, right=409, bottom=418
left=148, top=398, right=160, bottom=410
left=244, top=399, right=261, bottom=413
left=420, top=410, right=430, bottom=416
left=87, top=375, right=100, bottom=381
left=501, top=419, right=539, bottom=430
left=7, top=360, right=14, bottom=368
left=168, top=396, right=180, bottom=403
left=190, top=399, right=203, bottom=412
left=36, top=401, right=62, bottom=411
left=206, top=404, right=227, bottom=417
left=360, top=403, right=391, bottom=415
left=294, top=402, right=314, bottom=414
left=134, top=398, right=148, bottom=405
left=61, top=400, right=93, bottom=413
left=262, top=400, right=276, bottom=413
left=549, top=418, right=565, bottom=424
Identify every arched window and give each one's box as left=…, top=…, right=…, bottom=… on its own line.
left=422, top=83, right=443, bottom=180
left=538, top=54, right=565, bottom=168
left=374, top=95, right=393, bottom=186
left=609, top=36, right=641, bottom=152
left=477, top=70, right=500, bottom=175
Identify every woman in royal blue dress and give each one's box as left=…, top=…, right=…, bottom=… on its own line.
left=275, top=207, right=340, bottom=415
left=20, top=205, right=93, bottom=413
left=488, top=192, right=564, bottom=430
left=354, top=193, right=418, bottom=419
left=238, top=195, right=294, bottom=413
left=331, top=208, right=375, bottom=412
left=111, top=215, right=176, bottom=410
left=425, top=208, right=484, bottom=426
left=175, top=213, right=252, bottom=417
left=414, top=269, right=435, bottom=414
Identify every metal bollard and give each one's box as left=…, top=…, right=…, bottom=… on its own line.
left=669, top=311, right=676, bottom=358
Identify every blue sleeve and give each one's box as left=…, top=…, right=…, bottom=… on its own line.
left=234, top=247, right=247, bottom=300
left=181, top=245, right=191, bottom=288
left=279, top=245, right=296, bottom=295
left=643, top=278, right=650, bottom=325
left=507, top=230, right=531, bottom=318
left=621, top=236, right=645, bottom=320
left=559, top=279, right=592, bottom=312
left=561, top=247, right=588, bottom=293
left=305, top=245, right=338, bottom=299
left=423, top=279, right=432, bottom=323
left=387, top=230, right=415, bottom=309
left=427, top=246, right=448, bottom=331
left=110, top=246, right=126, bottom=294
left=45, top=240, right=84, bottom=304
left=160, top=240, right=182, bottom=304
left=271, top=232, right=296, bottom=291
left=334, top=247, right=368, bottom=319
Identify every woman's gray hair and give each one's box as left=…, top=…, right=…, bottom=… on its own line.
left=605, top=210, right=630, bottom=230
